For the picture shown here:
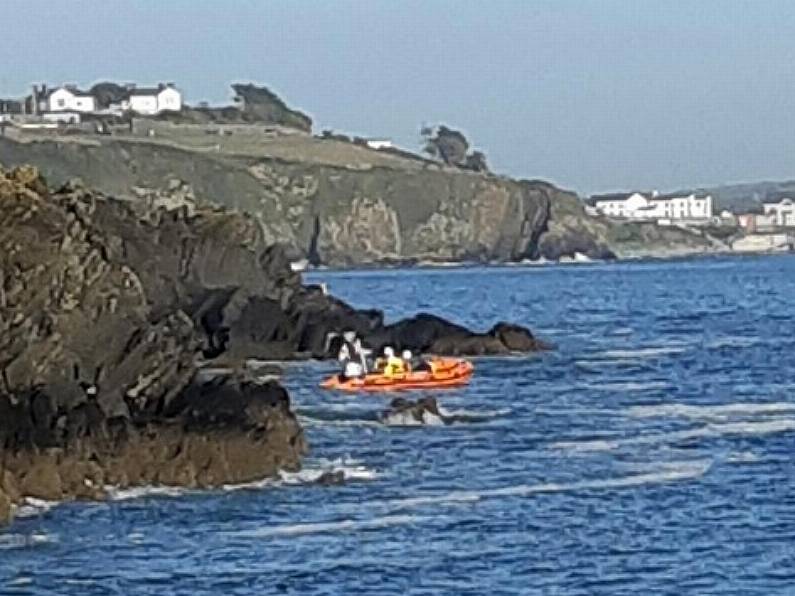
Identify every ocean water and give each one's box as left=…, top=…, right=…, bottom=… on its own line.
left=4, top=255, right=795, bottom=595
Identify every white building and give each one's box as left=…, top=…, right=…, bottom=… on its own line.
left=365, top=138, right=393, bottom=150
left=590, top=191, right=713, bottom=223
left=43, top=86, right=96, bottom=113
left=126, top=84, right=182, bottom=115
left=732, top=232, right=794, bottom=253
left=762, top=197, right=795, bottom=227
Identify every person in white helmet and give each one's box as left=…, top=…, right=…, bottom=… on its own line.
left=338, top=330, right=366, bottom=378
left=401, top=349, right=414, bottom=373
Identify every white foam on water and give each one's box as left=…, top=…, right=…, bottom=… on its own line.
left=581, top=381, right=670, bottom=392
left=437, top=406, right=512, bottom=419
left=705, top=336, right=762, bottom=350
left=232, top=514, right=424, bottom=538
left=280, top=464, right=378, bottom=484
left=298, top=415, right=381, bottom=429
left=597, top=346, right=688, bottom=359
left=223, top=457, right=379, bottom=491
left=0, top=532, right=57, bottom=551
left=726, top=451, right=760, bottom=464
left=627, top=402, right=795, bottom=421
left=609, top=327, right=634, bottom=336
left=551, top=418, right=795, bottom=453
left=380, top=411, right=445, bottom=427
left=106, top=485, right=189, bottom=501
left=13, top=497, right=59, bottom=518
left=386, top=460, right=712, bottom=509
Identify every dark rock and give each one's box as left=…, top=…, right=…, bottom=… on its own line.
left=19, top=460, right=63, bottom=501
left=488, top=322, right=552, bottom=352
left=0, top=166, right=305, bottom=521
left=0, top=489, right=10, bottom=525
left=361, top=313, right=545, bottom=357
left=381, top=397, right=446, bottom=426
left=315, top=470, right=346, bottom=486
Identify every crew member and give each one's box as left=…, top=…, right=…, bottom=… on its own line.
left=338, top=331, right=365, bottom=378
left=380, top=346, right=406, bottom=378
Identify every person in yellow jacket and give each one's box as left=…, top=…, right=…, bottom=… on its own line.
left=376, top=346, right=405, bottom=378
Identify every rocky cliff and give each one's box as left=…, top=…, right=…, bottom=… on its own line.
left=0, top=136, right=614, bottom=266
left=0, top=165, right=545, bottom=524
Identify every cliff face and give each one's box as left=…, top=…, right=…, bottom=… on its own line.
left=0, top=137, right=613, bottom=266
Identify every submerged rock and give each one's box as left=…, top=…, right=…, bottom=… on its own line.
left=381, top=397, right=447, bottom=426
left=315, top=470, right=346, bottom=486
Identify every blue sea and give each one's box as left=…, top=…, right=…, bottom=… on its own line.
left=3, top=255, right=795, bottom=595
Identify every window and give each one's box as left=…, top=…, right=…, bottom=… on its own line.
left=57, top=98, right=65, bottom=108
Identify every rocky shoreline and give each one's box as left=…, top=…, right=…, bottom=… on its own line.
left=0, top=166, right=546, bottom=525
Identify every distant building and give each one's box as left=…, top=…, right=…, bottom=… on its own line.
left=365, top=138, right=393, bottom=150
left=41, top=85, right=97, bottom=113
left=0, top=99, right=23, bottom=114
left=737, top=213, right=758, bottom=232
left=732, top=232, right=794, bottom=253
left=589, top=191, right=714, bottom=223
left=762, top=196, right=795, bottom=227
left=126, top=84, right=182, bottom=115
left=22, top=82, right=182, bottom=117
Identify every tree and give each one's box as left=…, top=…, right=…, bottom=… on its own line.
left=231, top=83, right=312, bottom=132
left=463, top=150, right=489, bottom=173
left=422, top=125, right=469, bottom=166
left=89, top=82, right=129, bottom=109
left=421, top=124, right=489, bottom=173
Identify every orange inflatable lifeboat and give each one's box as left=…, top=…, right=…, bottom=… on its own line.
left=320, top=358, right=474, bottom=393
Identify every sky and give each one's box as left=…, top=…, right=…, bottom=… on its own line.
left=2, top=0, right=795, bottom=194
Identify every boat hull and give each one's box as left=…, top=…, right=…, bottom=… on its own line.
left=320, top=358, right=474, bottom=393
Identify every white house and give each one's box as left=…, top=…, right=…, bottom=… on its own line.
left=44, top=86, right=96, bottom=113
left=762, top=197, right=795, bottom=227
left=127, top=84, right=182, bottom=115
left=590, top=191, right=713, bottom=223
left=365, top=138, right=393, bottom=150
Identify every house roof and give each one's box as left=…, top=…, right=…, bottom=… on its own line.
left=128, top=84, right=178, bottom=97
left=44, top=86, right=94, bottom=98
left=129, top=87, right=163, bottom=96
left=588, top=191, right=651, bottom=204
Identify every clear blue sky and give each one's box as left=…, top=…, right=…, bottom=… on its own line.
left=3, top=0, right=795, bottom=193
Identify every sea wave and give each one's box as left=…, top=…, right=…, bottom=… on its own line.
left=551, top=418, right=795, bottom=453
left=704, top=336, right=762, bottom=350
left=298, top=414, right=382, bottom=428
left=229, top=514, right=425, bottom=538
left=580, top=381, right=671, bottom=392
left=596, top=346, right=688, bottom=359
left=437, top=406, right=511, bottom=420
left=13, top=497, right=59, bottom=518
left=0, top=532, right=56, bottom=551
left=386, top=460, right=711, bottom=509
left=380, top=410, right=446, bottom=427
left=626, top=401, right=795, bottom=421
left=223, top=457, right=379, bottom=490
left=107, top=485, right=190, bottom=501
